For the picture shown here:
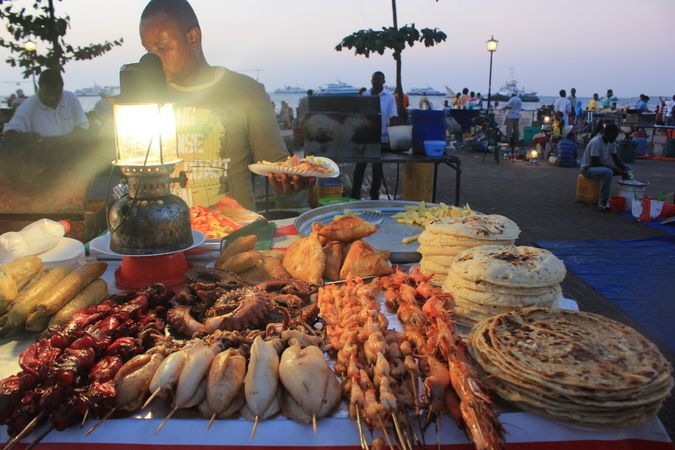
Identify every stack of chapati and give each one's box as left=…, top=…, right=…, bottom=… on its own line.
left=443, top=245, right=565, bottom=324
left=469, top=307, right=674, bottom=429
left=417, top=215, right=520, bottom=285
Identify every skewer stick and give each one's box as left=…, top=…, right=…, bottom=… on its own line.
left=250, top=416, right=260, bottom=441
left=408, top=370, right=419, bottom=415
left=142, top=388, right=162, bottom=410
left=207, top=413, right=217, bottom=431
left=4, top=410, right=45, bottom=450
left=24, top=424, right=54, bottom=450
left=312, top=415, right=317, bottom=435
left=391, top=412, right=408, bottom=450
left=154, top=407, right=177, bottom=435
left=81, top=407, right=89, bottom=427
left=355, top=406, right=368, bottom=450
left=376, top=416, right=394, bottom=450
left=84, top=406, right=117, bottom=437
left=435, top=415, right=441, bottom=450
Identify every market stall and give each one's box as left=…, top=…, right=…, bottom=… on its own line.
left=1, top=213, right=673, bottom=449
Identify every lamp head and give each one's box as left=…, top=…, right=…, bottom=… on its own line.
left=486, top=35, right=498, bottom=52
left=24, top=40, right=37, bottom=52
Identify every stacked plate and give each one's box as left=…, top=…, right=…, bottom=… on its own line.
left=443, top=245, right=565, bottom=324
left=417, top=215, right=520, bottom=285
left=470, top=307, right=674, bottom=429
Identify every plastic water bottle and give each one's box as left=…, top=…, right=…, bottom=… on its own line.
left=0, top=219, right=70, bottom=259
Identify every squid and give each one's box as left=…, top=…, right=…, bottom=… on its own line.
left=245, top=336, right=280, bottom=439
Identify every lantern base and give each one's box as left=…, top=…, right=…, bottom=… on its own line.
left=115, top=253, right=192, bottom=289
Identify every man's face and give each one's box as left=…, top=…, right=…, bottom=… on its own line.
left=38, top=84, right=63, bottom=109
left=371, top=73, right=385, bottom=92
left=140, top=12, right=199, bottom=85
left=571, top=89, right=576, bottom=96
left=603, top=129, right=619, bottom=143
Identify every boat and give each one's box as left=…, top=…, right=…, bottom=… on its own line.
left=445, top=86, right=456, bottom=98
left=406, top=87, right=446, bottom=96
left=75, top=83, right=115, bottom=97
left=314, top=81, right=361, bottom=96
left=274, top=85, right=306, bottom=94
left=490, top=79, right=539, bottom=102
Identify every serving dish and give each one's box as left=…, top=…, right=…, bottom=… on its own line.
left=248, top=156, right=339, bottom=178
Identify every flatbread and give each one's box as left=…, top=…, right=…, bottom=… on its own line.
left=423, top=254, right=460, bottom=267
left=447, top=271, right=560, bottom=296
left=418, top=232, right=514, bottom=247
left=443, top=279, right=561, bottom=307
left=425, top=215, right=521, bottom=240
left=451, top=245, right=566, bottom=288
left=418, top=243, right=476, bottom=256
left=419, top=258, right=451, bottom=274
left=419, top=266, right=447, bottom=286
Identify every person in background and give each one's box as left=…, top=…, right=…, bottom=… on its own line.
left=588, top=93, right=599, bottom=110
left=451, top=92, right=461, bottom=108
left=140, top=0, right=312, bottom=210
left=10, top=89, right=28, bottom=110
left=350, top=71, right=397, bottom=201
left=531, top=111, right=565, bottom=154
left=297, top=89, right=312, bottom=126
left=393, top=86, right=409, bottom=123
left=502, top=92, right=522, bottom=147
left=466, top=91, right=476, bottom=109
left=418, top=92, right=432, bottom=110
left=3, top=68, right=88, bottom=138
left=458, top=87, right=469, bottom=108
left=5, top=93, right=16, bottom=107
left=580, top=123, right=633, bottom=212
left=553, top=89, right=572, bottom=127
left=358, top=87, right=367, bottom=95
left=550, top=131, right=579, bottom=167
left=567, top=88, right=577, bottom=122
left=573, top=100, right=585, bottom=137
left=93, top=92, right=112, bottom=126
left=636, top=94, right=651, bottom=112
left=474, top=92, right=483, bottom=109
left=602, top=89, right=613, bottom=110
left=662, top=95, right=675, bottom=126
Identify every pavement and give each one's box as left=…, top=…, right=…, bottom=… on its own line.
left=274, top=130, right=675, bottom=440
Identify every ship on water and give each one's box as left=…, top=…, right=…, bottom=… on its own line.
left=314, top=81, right=360, bottom=96
left=274, top=85, right=306, bottom=94
left=75, top=83, right=115, bottom=97
left=406, top=86, right=445, bottom=96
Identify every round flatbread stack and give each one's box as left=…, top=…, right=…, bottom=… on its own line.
left=443, top=244, right=566, bottom=324
left=469, top=307, right=674, bottom=429
left=417, top=215, right=520, bottom=285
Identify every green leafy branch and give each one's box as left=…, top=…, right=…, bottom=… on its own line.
left=335, top=24, right=447, bottom=61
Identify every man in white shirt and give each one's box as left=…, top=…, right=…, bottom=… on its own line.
left=350, top=71, right=398, bottom=200
left=553, top=89, right=572, bottom=127
left=502, top=93, right=522, bottom=145
left=4, top=69, right=88, bottom=138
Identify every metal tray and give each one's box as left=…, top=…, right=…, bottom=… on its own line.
left=294, top=201, right=428, bottom=263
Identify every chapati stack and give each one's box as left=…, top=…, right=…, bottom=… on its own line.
left=417, top=215, right=520, bottom=285
left=442, top=245, right=565, bottom=324
left=469, top=307, right=674, bottom=429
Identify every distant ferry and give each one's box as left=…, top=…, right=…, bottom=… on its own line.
left=274, top=85, right=306, bottom=94
left=406, top=87, right=445, bottom=96
left=491, top=79, right=539, bottom=102
left=315, top=81, right=361, bottom=96
left=75, top=83, right=115, bottom=97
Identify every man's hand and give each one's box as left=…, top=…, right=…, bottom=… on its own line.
left=268, top=172, right=316, bottom=194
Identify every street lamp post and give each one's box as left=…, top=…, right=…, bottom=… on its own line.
left=486, top=35, right=498, bottom=118
left=24, top=40, right=38, bottom=94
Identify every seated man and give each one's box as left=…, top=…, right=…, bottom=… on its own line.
left=580, top=123, right=633, bottom=212
left=3, top=69, right=88, bottom=138
left=549, top=132, right=579, bottom=167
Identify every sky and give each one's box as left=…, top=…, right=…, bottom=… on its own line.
left=1, top=0, right=674, bottom=99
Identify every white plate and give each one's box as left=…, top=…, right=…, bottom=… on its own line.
left=89, top=229, right=206, bottom=257
left=0, top=238, right=85, bottom=267
left=248, top=156, right=340, bottom=179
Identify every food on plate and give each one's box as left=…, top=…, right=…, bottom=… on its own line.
left=443, top=245, right=565, bottom=324
left=218, top=250, right=261, bottom=274
left=190, top=205, right=243, bottom=239
left=259, top=155, right=335, bottom=176
left=417, top=215, right=520, bottom=286
left=318, top=216, right=377, bottom=242
left=469, top=307, right=674, bottom=429
left=322, top=241, right=344, bottom=281
left=205, top=348, right=247, bottom=425
left=215, top=235, right=257, bottom=269
left=0, top=255, right=43, bottom=310
left=339, top=240, right=394, bottom=280
left=238, top=257, right=290, bottom=282
left=282, top=230, right=325, bottom=285
left=245, top=336, right=280, bottom=433
left=391, top=201, right=476, bottom=226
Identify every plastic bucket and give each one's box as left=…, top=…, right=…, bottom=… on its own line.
left=575, top=175, right=601, bottom=205
left=617, top=140, right=638, bottom=163
left=387, top=125, right=413, bottom=151
left=409, top=109, right=446, bottom=154
left=423, top=140, right=446, bottom=156
left=609, top=196, right=626, bottom=212
left=632, top=136, right=647, bottom=155
left=617, top=180, right=649, bottom=212
left=666, top=139, right=675, bottom=158
left=318, top=181, right=342, bottom=199
left=523, top=126, right=541, bottom=147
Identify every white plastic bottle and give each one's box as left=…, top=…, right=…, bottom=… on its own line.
left=0, top=219, right=70, bottom=259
